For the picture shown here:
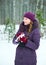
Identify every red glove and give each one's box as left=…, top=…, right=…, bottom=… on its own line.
left=16, top=32, right=23, bottom=37
left=20, top=36, right=27, bottom=43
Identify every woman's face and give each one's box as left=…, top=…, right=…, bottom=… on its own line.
left=23, top=17, right=33, bottom=25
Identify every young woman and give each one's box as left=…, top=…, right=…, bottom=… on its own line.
left=13, top=12, right=40, bottom=65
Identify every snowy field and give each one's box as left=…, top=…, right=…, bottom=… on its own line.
left=0, top=25, right=46, bottom=65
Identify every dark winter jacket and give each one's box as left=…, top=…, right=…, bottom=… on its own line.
left=12, top=20, right=40, bottom=65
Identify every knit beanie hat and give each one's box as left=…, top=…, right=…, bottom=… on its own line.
left=24, top=12, right=35, bottom=22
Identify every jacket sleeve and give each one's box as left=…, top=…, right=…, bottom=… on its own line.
left=25, top=28, right=40, bottom=50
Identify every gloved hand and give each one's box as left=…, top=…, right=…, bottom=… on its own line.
left=16, top=32, right=23, bottom=37
left=15, top=32, right=25, bottom=43
left=19, top=36, right=27, bottom=43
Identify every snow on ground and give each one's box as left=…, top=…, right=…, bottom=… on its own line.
left=0, top=40, right=17, bottom=65
left=0, top=25, right=46, bottom=65
left=36, top=38, right=46, bottom=65
left=0, top=25, right=19, bottom=65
